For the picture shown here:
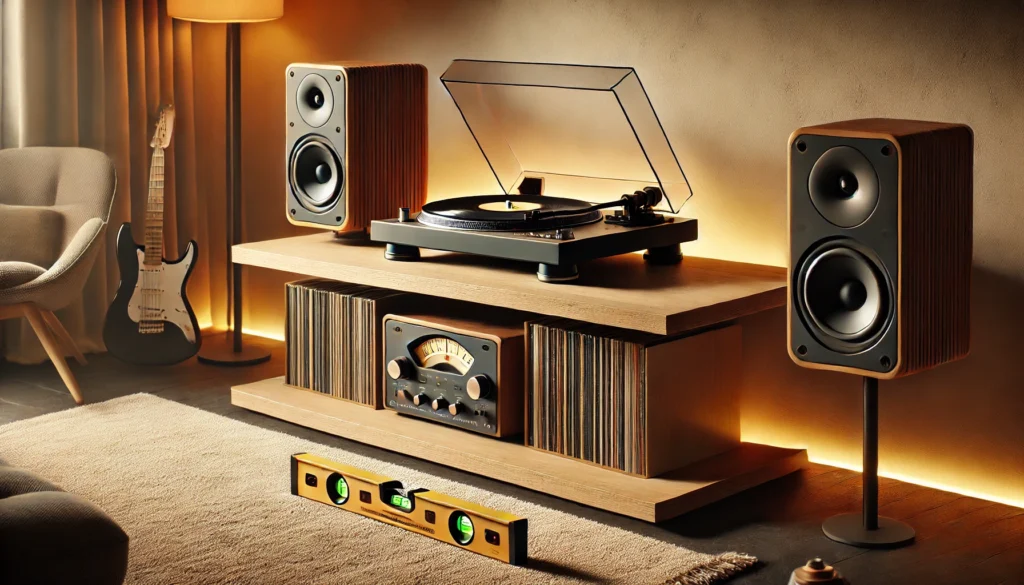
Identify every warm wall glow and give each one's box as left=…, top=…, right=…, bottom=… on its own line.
left=198, top=324, right=285, bottom=342
left=242, top=328, right=285, bottom=342
left=167, top=0, right=283, bottom=22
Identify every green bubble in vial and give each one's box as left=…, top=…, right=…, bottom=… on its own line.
left=336, top=477, right=348, bottom=500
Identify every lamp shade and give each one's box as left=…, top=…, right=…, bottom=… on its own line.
left=167, top=0, right=283, bottom=23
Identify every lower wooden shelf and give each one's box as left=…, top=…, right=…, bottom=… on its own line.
left=232, top=377, right=807, bottom=523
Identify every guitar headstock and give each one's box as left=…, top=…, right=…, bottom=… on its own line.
left=149, top=105, right=175, bottom=149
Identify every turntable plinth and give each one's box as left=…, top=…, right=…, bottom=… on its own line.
left=232, top=233, right=786, bottom=336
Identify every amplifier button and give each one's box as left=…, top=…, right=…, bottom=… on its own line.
left=448, top=400, right=464, bottom=416
left=431, top=397, right=449, bottom=412
left=412, top=393, right=429, bottom=407
left=387, top=357, right=415, bottom=380
left=466, top=375, right=492, bottom=400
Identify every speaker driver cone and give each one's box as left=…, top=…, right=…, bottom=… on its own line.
left=808, top=146, right=880, bottom=228
left=290, top=136, right=342, bottom=212
left=796, top=240, right=893, bottom=354
left=296, top=73, right=334, bottom=128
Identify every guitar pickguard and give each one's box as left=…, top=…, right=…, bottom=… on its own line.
left=126, top=246, right=197, bottom=343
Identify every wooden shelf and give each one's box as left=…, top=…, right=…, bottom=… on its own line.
left=233, top=378, right=807, bottom=522
left=233, top=234, right=786, bottom=335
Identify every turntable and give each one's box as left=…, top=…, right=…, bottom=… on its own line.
left=371, top=60, right=698, bottom=283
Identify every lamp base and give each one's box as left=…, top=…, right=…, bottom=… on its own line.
left=822, top=513, right=916, bottom=548
left=197, top=332, right=271, bottom=367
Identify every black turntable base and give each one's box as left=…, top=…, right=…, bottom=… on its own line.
left=370, top=195, right=698, bottom=283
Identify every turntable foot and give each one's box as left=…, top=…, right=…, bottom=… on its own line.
left=537, top=263, right=579, bottom=283
left=385, top=243, right=421, bottom=261
left=644, top=244, right=683, bottom=265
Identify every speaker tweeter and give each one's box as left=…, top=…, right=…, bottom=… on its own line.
left=807, top=145, right=880, bottom=228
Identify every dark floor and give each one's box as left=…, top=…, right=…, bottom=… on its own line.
left=1, top=338, right=1021, bottom=585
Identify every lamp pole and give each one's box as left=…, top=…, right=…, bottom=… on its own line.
left=196, top=21, right=271, bottom=366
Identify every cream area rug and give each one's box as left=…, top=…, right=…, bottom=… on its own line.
left=0, top=394, right=755, bottom=584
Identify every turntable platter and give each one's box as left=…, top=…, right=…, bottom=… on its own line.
left=417, top=195, right=603, bottom=231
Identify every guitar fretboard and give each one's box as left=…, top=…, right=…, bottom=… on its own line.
left=140, top=147, right=166, bottom=334
left=143, top=148, right=165, bottom=267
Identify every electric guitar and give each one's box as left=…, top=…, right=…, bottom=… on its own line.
left=103, top=105, right=201, bottom=365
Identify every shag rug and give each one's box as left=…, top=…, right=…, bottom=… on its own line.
left=0, top=394, right=756, bottom=584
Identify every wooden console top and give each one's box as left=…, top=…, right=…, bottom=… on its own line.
left=233, top=234, right=786, bottom=335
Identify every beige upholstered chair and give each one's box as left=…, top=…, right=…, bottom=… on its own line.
left=0, top=147, right=116, bottom=405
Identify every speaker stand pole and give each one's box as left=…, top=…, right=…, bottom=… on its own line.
left=198, top=22, right=271, bottom=367
left=822, top=376, right=915, bottom=548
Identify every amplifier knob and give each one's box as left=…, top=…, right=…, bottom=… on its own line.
left=431, top=397, right=449, bottom=412
left=387, top=357, right=414, bottom=380
left=448, top=400, right=464, bottom=416
left=412, top=393, right=429, bottom=407
left=466, top=375, right=492, bottom=400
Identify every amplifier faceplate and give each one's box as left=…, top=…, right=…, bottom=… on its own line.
left=383, top=314, right=525, bottom=437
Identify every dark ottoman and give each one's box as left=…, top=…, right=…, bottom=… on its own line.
left=0, top=466, right=128, bottom=585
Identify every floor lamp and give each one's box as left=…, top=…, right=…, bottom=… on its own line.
left=168, top=0, right=282, bottom=366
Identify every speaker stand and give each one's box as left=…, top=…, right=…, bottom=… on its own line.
left=822, top=376, right=915, bottom=548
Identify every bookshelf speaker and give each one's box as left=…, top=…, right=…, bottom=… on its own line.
left=285, top=62, right=427, bottom=234
left=788, top=119, right=973, bottom=379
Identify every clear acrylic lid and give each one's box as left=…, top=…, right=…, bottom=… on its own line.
left=441, top=59, right=692, bottom=213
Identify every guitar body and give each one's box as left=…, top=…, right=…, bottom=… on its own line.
left=103, top=222, right=201, bottom=365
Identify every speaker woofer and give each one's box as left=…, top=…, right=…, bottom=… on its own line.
left=795, top=240, right=893, bottom=354
left=808, top=146, right=880, bottom=228
left=296, top=73, right=334, bottom=128
left=290, top=135, right=343, bottom=212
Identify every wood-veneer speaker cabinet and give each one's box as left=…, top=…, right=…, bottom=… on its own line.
left=286, top=62, right=427, bottom=234
left=789, top=119, right=973, bottom=379
left=526, top=321, right=741, bottom=478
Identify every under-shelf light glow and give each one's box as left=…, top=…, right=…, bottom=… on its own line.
left=807, top=455, right=1024, bottom=510
left=742, top=427, right=1023, bottom=509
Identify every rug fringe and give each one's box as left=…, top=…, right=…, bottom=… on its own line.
left=662, top=552, right=759, bottom=585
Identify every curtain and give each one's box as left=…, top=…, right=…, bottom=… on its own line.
left=0, top=0, right=228, bottom=363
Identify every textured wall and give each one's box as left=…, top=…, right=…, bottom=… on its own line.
left=237, top=0, right=1024, bottom=505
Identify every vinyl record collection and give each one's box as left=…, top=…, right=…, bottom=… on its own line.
left=526, top=318, right=661, bottom=476
left=286, top=280, right=412, bottom=408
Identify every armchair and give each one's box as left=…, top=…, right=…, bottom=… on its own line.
left=0, top=147, right=116, bottom=405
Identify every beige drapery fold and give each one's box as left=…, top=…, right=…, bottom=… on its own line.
left=0, top=0, right=227, bottom=363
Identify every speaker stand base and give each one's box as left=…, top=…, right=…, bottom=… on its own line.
left=198, top=332, right=271, bottom=367
left=822, top=376, right=915, bottom=549
left=822, top=513, right=915, bottom=548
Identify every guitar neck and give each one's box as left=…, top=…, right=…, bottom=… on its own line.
left=143, top=148, right=165, bottom=266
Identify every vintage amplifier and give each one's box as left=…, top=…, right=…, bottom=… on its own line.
left=382, top=312, right=526, bottom=437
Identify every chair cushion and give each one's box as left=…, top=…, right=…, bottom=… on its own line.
left=0, top=261, right=46, bottom=289
left=0, top=491, right=129, bottom=585
left=0, top=204, right=64, bottom=268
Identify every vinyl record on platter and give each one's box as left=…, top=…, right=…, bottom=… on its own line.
left=417, top=195, right=603, bottom=231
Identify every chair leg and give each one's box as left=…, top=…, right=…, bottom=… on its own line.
left=22, top=304, right=84, bottom=405
left=40, top=309, right=87, bottom=365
